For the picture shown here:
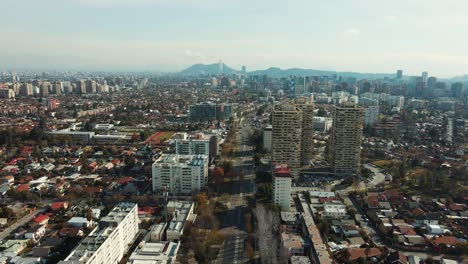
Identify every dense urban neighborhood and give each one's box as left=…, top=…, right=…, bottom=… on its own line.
left=0, top=66, right=466, bottom=264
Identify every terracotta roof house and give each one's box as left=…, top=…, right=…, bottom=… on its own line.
left=348, top=247, right=382, bottom=261
left=33, top=214, right=49, bottom=225
left=17, top=184, right=30, bottom=192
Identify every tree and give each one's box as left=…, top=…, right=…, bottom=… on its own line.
left=255, top=204, right=279, bottom=264
left=352, top=176, right=361, bottom=193
left=317, top=108, right=327, bottom=117
left=425, top=256, right=435, bottom=264
left=211, top=167, right=225, bottom=189
left=195, top=193, right=209, bottom=207
left=86, top=208, right=93, bottom=221
left=245, top=239, right=255, bottom=261
left=221, top=160, right=233, bottom=175
left=316, top=217, right=331, bottom=236
left=29, top=118, right=46, bottom=141
left=244, top=212, right=254, bottom=234
left=0, top=207, right=14, bottom=219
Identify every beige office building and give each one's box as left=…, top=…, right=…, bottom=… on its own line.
left=329, top=103, right=364, bottom=176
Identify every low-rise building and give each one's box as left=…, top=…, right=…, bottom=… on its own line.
left=166, top=201, right=194, bottom=241
left=426, top=224, right=444, bottom=235
left=322, top=202, right=348, bottom=219
left=280, top=232, right=304, bottom=258
left=127, top=241, right=179, bottom=264
left=60, top=202, right=139, bottom=264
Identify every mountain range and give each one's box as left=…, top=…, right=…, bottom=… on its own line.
left=179, top=63, right=468, bottom=82
left=180, top=63, right=238, bottom=76
left=179, top=63, right=394, bottom=79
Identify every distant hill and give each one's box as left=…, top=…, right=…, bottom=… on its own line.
left=450, top=74, right=468, bottom=82
left=180, top=63, right=468, bottom=81
left=179, top=63, right=238, bottom=75
left=179, top=63, right=394, bottom=79
left=249, top=67, right=394, bottom=79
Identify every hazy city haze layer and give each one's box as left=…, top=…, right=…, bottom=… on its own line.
left=1, top=0, right=468, bottom=77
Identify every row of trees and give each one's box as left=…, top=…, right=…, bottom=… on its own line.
left=179, top=193, right=225, bottom=263
left=255, top=204, right=281, bottom=264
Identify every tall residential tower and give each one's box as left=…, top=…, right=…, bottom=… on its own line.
left=272, top=98, right=314, bottom=177
left=329, top=103, right=364, bottom=176
left=272, top=104, right=303, bottom=177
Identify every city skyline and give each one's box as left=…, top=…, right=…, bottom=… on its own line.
left=2, top=0, right=468, bottom=77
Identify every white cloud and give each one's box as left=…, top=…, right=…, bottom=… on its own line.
left=184, top=49, right=216, bottom=63
left=343, top=28, right=360, bottom=37
left=75, top=0, right=227, bottom=8
left=384, top=15, right=398, bottom=24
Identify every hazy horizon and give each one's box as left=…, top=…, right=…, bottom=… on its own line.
left=2, top=0, right=468, bottom=78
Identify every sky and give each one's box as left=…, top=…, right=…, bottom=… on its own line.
left=1, top=0, right=468, bottom=77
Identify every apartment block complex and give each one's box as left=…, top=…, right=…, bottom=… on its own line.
left=294, top=97, right=314, bottom=166
left=272, top=98, right=314, bottom=177
left=60, top=202, right=139, bottom=264
left=329, top=104, right=364, bottom=176
left=272, top=105, right=302, bottom=177
left=173, top=132, right=219, bottom=161
left=152, top=154, right=208, bottom=195
left=189, top=102, right=233, bottom=122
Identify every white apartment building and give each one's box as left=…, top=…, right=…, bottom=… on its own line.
left=175, top=138, right=210, bottom=156
left=313, top=116, right=333, bottom=132
left=321, top=202, right=348, bottom=219
left=174, top=132, right=219, bottom=160
left=263, top=125, right=272, bottom=152
left=361, top=92, right=405, bottom=109
left=128, top=241, right=180, bottom=264
left=152, top=154, right=208, bottom=195
left=364, top=106, right=380, bottom=126
left=273, top=166, right=292, bottom=211
left=93, top=124, right=114, bottom=130
left=166, top=201, right=194, bottom=241
left=60, top=202, right=139, bottom=264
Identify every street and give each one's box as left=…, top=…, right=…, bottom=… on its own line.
left=214, top=115, right=256, bottom=264
left=0, top=207, right=47, bottom=240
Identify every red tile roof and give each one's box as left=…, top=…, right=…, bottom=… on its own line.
left=430, top=236, right=461, bottom=247
left=17, top=184, right=30, bottom=192
left=274, top=166, right=291, bottom=178
left=138, top=207, right=157, bottom=215
left=412, top=208, right=425, bottom=216
left=396, top=226, right=417, bottom=235
left=51, top=202, right=67, bottom=210
left=348, top=248, right=382, bottom=261
left=448, top=203, right=466, bottom=212
left=33, top=214, right=49, bottom=223
left=116, top=176, right=133, bottom=185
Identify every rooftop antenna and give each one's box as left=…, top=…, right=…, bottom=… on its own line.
left=218, top=60, right=223, bottom=76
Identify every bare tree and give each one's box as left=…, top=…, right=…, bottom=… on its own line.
left=255, top=204, right=279, bottom=264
